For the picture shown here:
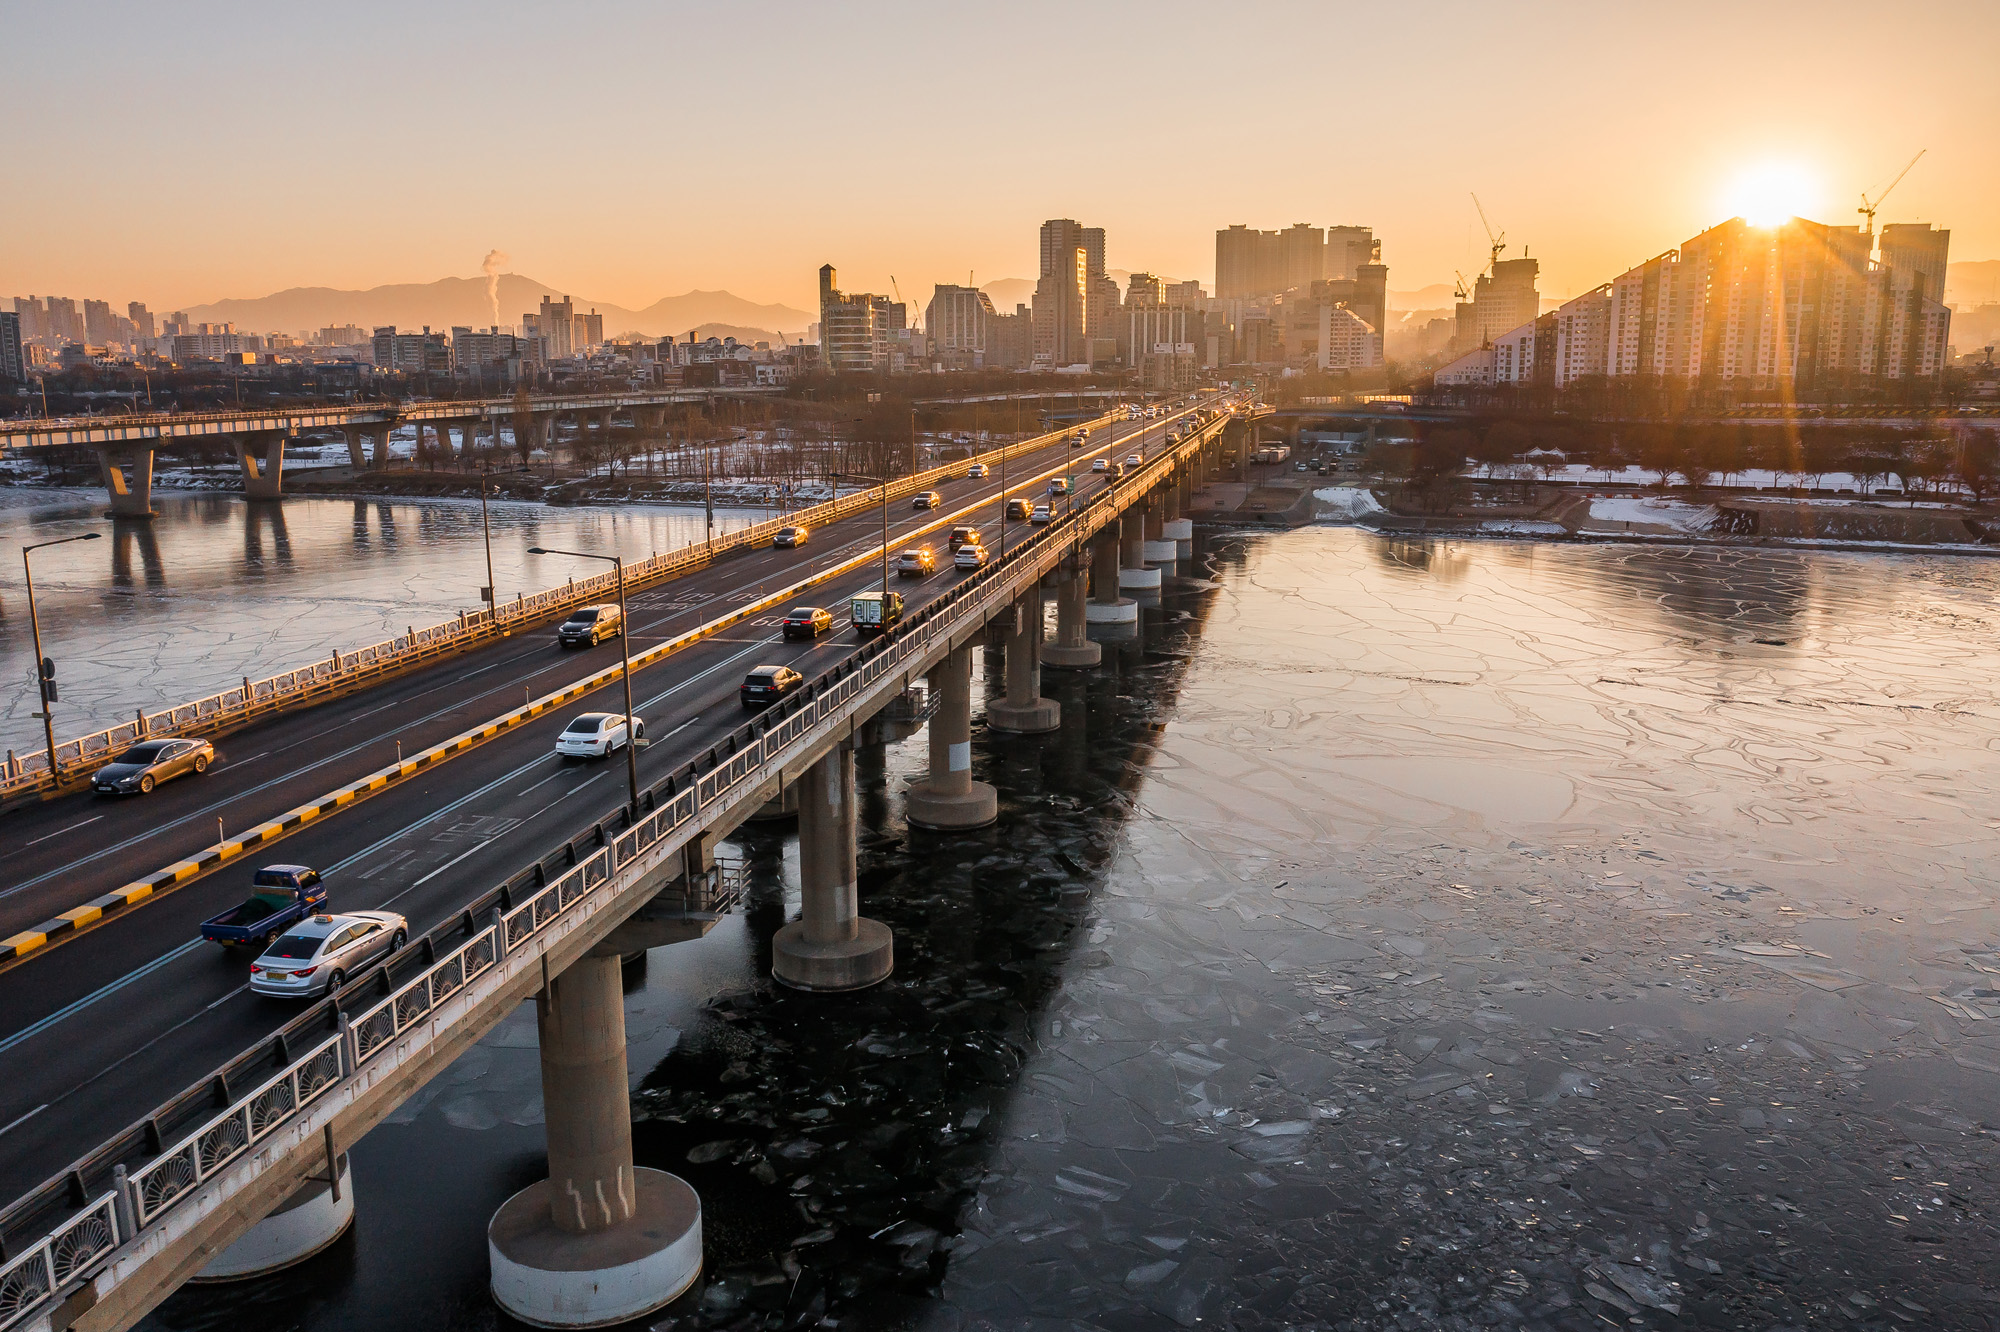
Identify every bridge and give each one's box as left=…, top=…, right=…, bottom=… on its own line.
left=0, top=387, right=781, bottom=516
left=0, top=395, right=1241, bottom=1330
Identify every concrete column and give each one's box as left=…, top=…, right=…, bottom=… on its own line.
left=987, top=594, right=1060, bottom=732
left=341, top=427, right=367, bottom=470
left=1164, top=471, right=1194, bottom=547
left=1086, top=526, right=1137, bottom=625
left=772, top=744, right=892, bottom=990
left=905, top=643, right=998, bottom=830
left=238, top=432, right=285, bottom=500
left=373, top=423, right=394, bottom=468
left=194, top=1154, right=354, bottom=1281
left=94, top=445, right=156, bottom=518
left=1042, top=565, right=1101, bottom=667
left=1142, top=491, right=1177, bottom=563
left=1119, top=507, right=1162, bottom=590
left=488, top=953, right=703, bottom=1326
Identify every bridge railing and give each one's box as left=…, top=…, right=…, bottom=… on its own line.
left=0, top=411, right=1123, bottom=802
left=0, top=404, right=1225, bottom=1331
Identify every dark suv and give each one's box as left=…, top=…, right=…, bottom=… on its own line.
left=557, top=604, right=623, bottom=648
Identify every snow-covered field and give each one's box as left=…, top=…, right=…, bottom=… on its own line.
left=1312, top=486, right=1384, bottom=522
left=1583, top=495, right=1720, bottom=534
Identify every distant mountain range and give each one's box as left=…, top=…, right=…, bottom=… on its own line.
left=183, top=274, right=814, bottom=343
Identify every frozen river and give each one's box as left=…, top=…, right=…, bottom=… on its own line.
left=0, top=489, right=763, bottom=759
left=138, top=527, right=2000, bottom=1330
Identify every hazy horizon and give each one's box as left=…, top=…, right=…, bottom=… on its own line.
left=8, top=0, right=1994, bottom=316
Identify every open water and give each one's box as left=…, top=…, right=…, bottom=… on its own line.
left=128, top=525, right=2000, bottom=1330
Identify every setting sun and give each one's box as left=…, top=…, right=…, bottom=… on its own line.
left=1724, top=161, right=1821, bottom=227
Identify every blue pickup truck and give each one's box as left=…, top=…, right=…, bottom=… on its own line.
left=200, top=865, right=328, bottom=948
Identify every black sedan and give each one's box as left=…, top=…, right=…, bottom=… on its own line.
left=740, top=665, right=804, bottom=709
left=781, top=606, right=833, bottom=639
left=93, top=737, right=215, bottom=796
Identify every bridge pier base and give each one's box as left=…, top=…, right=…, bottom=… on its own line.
left=905, top=644, right=998, bottom=830
left=1042, top=565, right=1101, bottom=668
left=773, top=743, right=892, bottom=990
left=193, top=1153, right=353, bottom=1281
left=238, top=432, right=286, bottom=500
left=1086, top=526, right=1137, bottom=629
left=94, top=444, right=156, bottom=518
left=1117, top=508, right=1160, bottom=591
left=489, top=953, right=702, bottom=1327
left=987, top=594, right=1060, bottom=732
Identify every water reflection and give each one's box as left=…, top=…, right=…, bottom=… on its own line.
left=109, top=522, right=165, bottom=590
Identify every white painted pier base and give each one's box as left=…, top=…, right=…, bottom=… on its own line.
left=193, top=1154, right=354, bottom=1281
left=489, top=1169, right=702, bottom=1328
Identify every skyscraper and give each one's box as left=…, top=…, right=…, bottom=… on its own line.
left=818, top=265, right=904, bottom=372
left=1033, top=219, right=1111, bottom=367
left=925, top=285, right=995, bottom=367
left=1217, top=223, right=1376, bottom=301
left=0, top=310, right=25, bottom=383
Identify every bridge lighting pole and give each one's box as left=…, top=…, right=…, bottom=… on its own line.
left=23, top=530, right=103, bottom=781
left=833, top=473, right=891, bottom=596
left=526, top=546, right=639, bottom=817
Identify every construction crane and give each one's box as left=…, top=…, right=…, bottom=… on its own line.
left=1471, top=193, right=1506, bottom=274
left=1453, top=270, right=1476, bottom=303
left=1858, top=150, right=1925, bottom=237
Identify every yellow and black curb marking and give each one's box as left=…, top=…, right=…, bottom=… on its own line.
left=0, top=405, right=1207, bottom=967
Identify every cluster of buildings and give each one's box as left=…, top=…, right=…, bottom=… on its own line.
left=1436, top=217, right=1953, bottom=394
left=819, top=217, right=1390, bottom=386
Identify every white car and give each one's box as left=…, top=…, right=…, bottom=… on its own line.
left=967, top=463, right=990, bottom=479
left=1029, top=503, right=1052, bottom=524
left=954, top=542, right=989, bottom=569
left=556, top=711, right=645, bottom=758
left=1125, top=453, right=1143, bottom=467
left=1091, top=457, right=1111, bottom=472
left=250, top=911, right=407, bottom=998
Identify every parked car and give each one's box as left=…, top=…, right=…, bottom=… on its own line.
left=1029, top=503, right=1053, bottom=525
left=851, top=590, right=904, bottom=636
left=201, top=865, right=327, bottom=949
left=93, top=737, right=214, bottom=796
left=954, top=541, right=990, bottom=570
left=781, top=606, right=834, bottom=639
left=558, top=604, right=623, bottom=648
left=912, top=490, right=942, bottom=510
left=773, top=525, right=809, bottom=548
left=966, top=463, right=990, bottom=479
left=740, top=665, right=804, bottom=709
left=555, top=711, right=644, bottom=758
left=249, top=910, right=408, bottom=998
left=896, top=546, right=936, bottom=576
left=1005, top=497, right=1033, bottom=520
left=1047, top=477, right=1070, bottom=495
left=947, top=525, right=982, bottom=551
left=1091, top=457, right=1111, bottom=472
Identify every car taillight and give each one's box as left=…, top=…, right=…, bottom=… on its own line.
left=249, top=965, right=263, bottom=974
left=293, top=966, right=318, bottom=977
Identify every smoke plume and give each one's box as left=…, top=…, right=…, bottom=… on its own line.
left=481, top=249, right=511, bottom=327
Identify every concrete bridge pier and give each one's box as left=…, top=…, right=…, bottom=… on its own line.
left=1041, top=563, right=1101, bottom=668
left=1085, top=526, right=1138, bottom=631
left=772, top=743, right=893, bottom=990
left=372, top=422, right=397, bottom=468
left=1142, top=492, right=1177, bottom=565
left=341, top=427, right=368, bottom=470
left=905, top=643, right=998, bottom=830
left=94, top=444, right=157, bottom=518
left=489, top=952, right=703, bottom=1326
left=1164, top=473, right=1195, bottom=555
left=237, top=432, right=286, bottom=500
left=986, top=594, right=1061, bottom=732
left=194, top=1154, right=354, bottom=1281
left=1118, top=508, right=1162, bottom=593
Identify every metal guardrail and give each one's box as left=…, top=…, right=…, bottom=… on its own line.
left=0, top=411, right=1125, bottom=801
left=0, top=402, right=1228, bottom=1332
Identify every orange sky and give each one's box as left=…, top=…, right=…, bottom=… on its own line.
left=7, top=1, right=1995, bottom=316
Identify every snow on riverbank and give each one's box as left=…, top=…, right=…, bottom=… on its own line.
left=1585, top=495, right=1719, bottom=534
left=1313, top=486, right=1384, bottom=522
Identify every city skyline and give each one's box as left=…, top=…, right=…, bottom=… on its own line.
left=6, top=0, right=1993, bottom=315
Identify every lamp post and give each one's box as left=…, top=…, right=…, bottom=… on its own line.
left=23, top=530, right=104, bottom=781
left=525, top=545, right=640, bottom=816
left=832, top=472, right=892, bottom=596
left=478, top=466, right=498, bottom=621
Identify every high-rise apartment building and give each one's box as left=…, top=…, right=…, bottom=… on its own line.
left=1032, top=218, right=1112, bottom=367
left=1470, top=258, right=1540, bottom=349
left=818, top=266, right=905, bottom=372
left=925, top=285, right=995, bottom=367
left=127, top=302, right=155, bottom=342
left=371, top=326, right=452, bottom=374
left=11, top=298, right=46, bottom=343
left=0, top=311, right=25, bottom=382
left=1444, top=216, right=1952, bottom=391
left=1216, top=223, right=1377, bottom=301
left=41, top=297, right=83, bottom=344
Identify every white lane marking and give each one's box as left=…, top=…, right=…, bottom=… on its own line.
left=21, top=814, right=104, bottom=849
left=0, top=1104, right=48, bottom=1137
left=457, top=661, right=503, bottom=680
left=0, top=938, right=206, bottom=1055
left=515, top=770, right=567, bottom=798
left=44, top=984, right=255, bottom=1117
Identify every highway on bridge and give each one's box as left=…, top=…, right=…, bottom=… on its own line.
left=0, top=402, right=1214, bottom=1205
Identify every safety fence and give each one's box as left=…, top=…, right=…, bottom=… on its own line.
left=0, top=404, right=1226, bottom=1332
left=0, top=410, right=1127, bottom=801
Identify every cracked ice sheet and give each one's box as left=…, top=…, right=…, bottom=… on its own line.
left=927, top=527, right=2000, bottom=1330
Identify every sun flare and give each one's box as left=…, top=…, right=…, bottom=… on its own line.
left=1724, top=162, right=1820, bottom=228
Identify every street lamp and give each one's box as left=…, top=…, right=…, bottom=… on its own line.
left=23, top=530, right=104, bottom=781
left=525, top=545, right=640, bottom=816
left=832, top=472, right=892, bottom=596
